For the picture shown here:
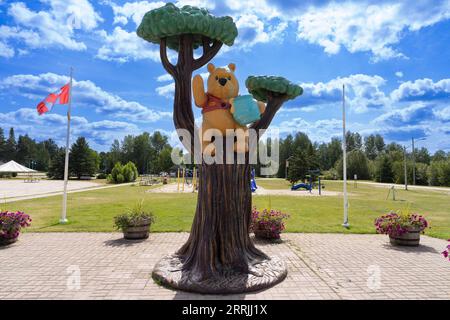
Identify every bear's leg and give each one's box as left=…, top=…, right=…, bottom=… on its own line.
left=201, top=123, right=216, bottom=157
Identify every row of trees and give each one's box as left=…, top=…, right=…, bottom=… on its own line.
left=278, top=131, right=450, bottom=187
left=2, top=125, right=449, bottom=186
left=0, top=127, right=174, bottom=179
left=100, top=131, right=174, bottom=175
left=0, top=127, right=59, bottom=171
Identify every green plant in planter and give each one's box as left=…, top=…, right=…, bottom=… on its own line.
left=114, top=201, right=154, bottom=239
left=114, top=200, right=155, bottom=231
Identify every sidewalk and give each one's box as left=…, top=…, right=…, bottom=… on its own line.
left=0, top=233, right=448, bottom=300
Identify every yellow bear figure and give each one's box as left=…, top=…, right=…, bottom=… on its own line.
left=193, top=63, right=265, bottom=154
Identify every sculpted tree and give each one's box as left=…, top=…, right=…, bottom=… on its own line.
left=137, top=3, right=302, bottom=293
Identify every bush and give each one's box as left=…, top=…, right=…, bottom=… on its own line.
left=97, top=173, right=107, bottom=179
left=322, top=168, right=338, bottom=180
left=108, top=161, right=138, bottom=184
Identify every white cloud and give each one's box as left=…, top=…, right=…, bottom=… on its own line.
left=155, top=83, right=175, bottom=99
left=156, top=74, right=173, bottom=82
left=0, top=0, right=102, bottom=57
left=272, top=117, right=343, bottom=143
left=0, top=107, right=140, bottom=149
left=373, top=102, right=435, bottom=126
left=295, top=1, right=450, bottom=62
left=0, top=37, right=14, bottom=58
left=300, top=74, right=389, bottom=113
left=0, top=72, right=171, bottom=123
left=110, top=0, right=215, bottom=27
left=96, top=26, right=160, bottom=63
left=395, top=71, right=403, bottom=78
left=110, top=0, right=166, bottom=26
left=233, top=14, right=287, bottom=50
left=434, top=106, right=450, bottom=122
left=390, top=78, right=450, bottom=102
left=156, top=72, right=207, bottom=98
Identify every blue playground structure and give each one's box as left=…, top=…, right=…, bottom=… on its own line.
left=291, top=183, right=312, bottom=191
left=290, top=170, right=323, bottom=194
left=251, top=168, right=258, bottom=192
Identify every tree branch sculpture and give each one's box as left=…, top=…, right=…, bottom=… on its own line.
left=137, top=3, right=303, bottom=294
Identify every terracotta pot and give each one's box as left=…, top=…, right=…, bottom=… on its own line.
left=389, top=226, right=421, bottom=246
left=123, top=219, right=151, bottom=240
left=0, top=236, right=18, bottom=246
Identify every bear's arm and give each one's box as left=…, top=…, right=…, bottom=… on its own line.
left=257, top=101, right=266, bottom=114
left=192, top=75, right=207, bottom=108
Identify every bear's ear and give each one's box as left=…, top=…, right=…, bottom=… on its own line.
left=207, top=63, right=215, bottom=73
left=228, top=63, right=236, bottom=72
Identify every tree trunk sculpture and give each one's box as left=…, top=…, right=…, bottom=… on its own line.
left=137, top=3, right=303, bottom=293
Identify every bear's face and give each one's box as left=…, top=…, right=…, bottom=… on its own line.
left=206, top=63, right=239, bottom=100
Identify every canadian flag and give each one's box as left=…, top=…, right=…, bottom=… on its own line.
left=37, top=83, right=71, bottom=115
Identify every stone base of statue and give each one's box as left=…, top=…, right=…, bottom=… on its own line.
left=152, top=254, right=287, bottom=294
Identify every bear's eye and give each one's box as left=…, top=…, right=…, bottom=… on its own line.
left=215, top=76, right=218, bottom=80
left=228, top=77, right=231, bottom=80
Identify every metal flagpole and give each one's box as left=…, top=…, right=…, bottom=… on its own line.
left=342, top=84, right=349, bottom=228
left=60, top=67, right=73, bottom=224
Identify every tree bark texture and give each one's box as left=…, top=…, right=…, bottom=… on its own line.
left=153, top=35, right=288, bottom=293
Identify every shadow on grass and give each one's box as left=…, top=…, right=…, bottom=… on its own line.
left=103, top=237, right=148, bottom=247
left=381, top=243, right=439, bottom=254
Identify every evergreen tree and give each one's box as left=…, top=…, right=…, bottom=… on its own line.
left=336, top=149, right=370, bottom=180
left=0, top=128, right=6, bottom=162
left=376, top=155, right=394, bottom=183
left=16, top=134, right=36, bottom=166
left=47, top=148, right=66, bottom=179
left=4, top=127, right=17, bottom=161
left=70, top=137, right=99, bottom=178
left=287, top=151, right=309, bottom=184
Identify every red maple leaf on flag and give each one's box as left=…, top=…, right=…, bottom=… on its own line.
left=36, top=83, right=71, bottom=115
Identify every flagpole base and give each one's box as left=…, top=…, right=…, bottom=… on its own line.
left=342, top=222, right=350, bottom=228
left=59, top=218, right=68, bottom=224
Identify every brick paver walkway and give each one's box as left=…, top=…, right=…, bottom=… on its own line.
left=1, top=233, right=448, bottom=299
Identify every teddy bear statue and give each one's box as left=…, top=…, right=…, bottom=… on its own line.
left=192, top=63, right=265, bottom=154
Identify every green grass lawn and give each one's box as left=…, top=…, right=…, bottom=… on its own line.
left=4, top=179, right=450, bottom=239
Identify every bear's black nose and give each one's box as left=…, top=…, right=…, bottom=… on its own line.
left=218, top=78, right=227, bottom=86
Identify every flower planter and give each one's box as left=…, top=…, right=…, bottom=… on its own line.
left=122, top=219, right=151, bottom=240
left=389, top=226, right=421, bottom=246
left=0, top=236, right=18, bottom=246
left=254, top=229, right=279, bottom=240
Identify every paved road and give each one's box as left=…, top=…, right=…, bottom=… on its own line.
left=0, top=232, right=448, bottom=300
left=350, top=180, right=450, bottom=193
left=0, top=180, right=135, bottom=203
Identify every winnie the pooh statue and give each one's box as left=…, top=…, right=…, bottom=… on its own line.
left=193, top=63, right=265, bottom=154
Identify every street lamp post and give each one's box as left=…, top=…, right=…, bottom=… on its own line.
left=403, top=146, right=408, bottom=191
left=412, top=137, right=416, bottom=186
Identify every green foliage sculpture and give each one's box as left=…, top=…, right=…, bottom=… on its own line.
left=137, top=3, right=303, bottom=294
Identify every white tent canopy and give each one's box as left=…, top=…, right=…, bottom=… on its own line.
left=0, top=160, right=37, bottom=173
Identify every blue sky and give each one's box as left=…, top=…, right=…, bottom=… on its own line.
left=0, top=0, right=449, bottom=152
